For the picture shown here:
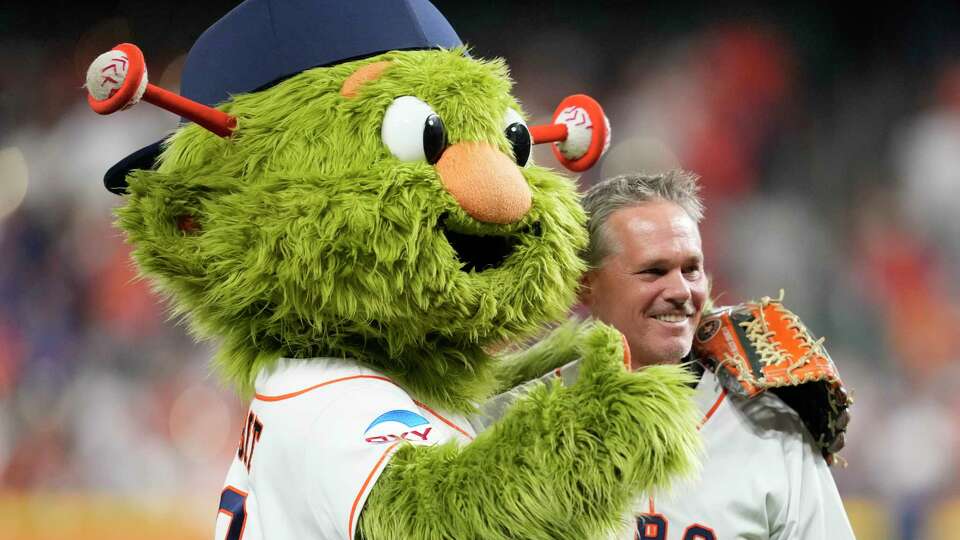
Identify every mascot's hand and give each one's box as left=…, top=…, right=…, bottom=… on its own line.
left=363, top=320, right=702, bottom=539
left=572, top=320, right=631, bottom=381
left=489, top=319, right=704, bottom=492
left=569, top=320, right=703, bottom=491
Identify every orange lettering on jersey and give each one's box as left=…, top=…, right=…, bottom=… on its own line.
left=636, top=513, right=667, bottom=540
left=237, top=410, right=265, bottom=472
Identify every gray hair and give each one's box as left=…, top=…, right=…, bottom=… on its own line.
left=582, top=170, right=704, bottom=267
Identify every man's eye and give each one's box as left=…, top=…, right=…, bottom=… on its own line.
left=638, top=268, right=666, bottom=276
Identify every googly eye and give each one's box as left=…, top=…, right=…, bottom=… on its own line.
left=382, top=96, right=447, bottom=164
left=503, top=108, right=531, bottom=167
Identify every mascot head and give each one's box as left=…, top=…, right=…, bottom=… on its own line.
left=90, top=0, right=604, bottom=410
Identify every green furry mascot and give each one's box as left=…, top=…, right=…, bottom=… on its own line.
left=86, top=1, right=701, bottom=538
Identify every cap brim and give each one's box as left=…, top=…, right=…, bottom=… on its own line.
left=104, top=139, right=165, bottom=195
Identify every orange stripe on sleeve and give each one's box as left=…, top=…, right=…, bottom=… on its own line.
left=254, top=375, right=399, bottom=401
left=414, top=400, right=474, bottom=440
left=348, top=440, right=402, bottom=536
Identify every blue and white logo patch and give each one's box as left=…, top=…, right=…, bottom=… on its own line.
left=363, top=409, right=434, bottom=445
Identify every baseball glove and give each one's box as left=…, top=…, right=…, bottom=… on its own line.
left=692, top=292, right=852, bottom=465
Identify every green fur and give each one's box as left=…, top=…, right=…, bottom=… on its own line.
left=117, top=49, right=585, bottom=411
left=114, top=47, right=701, bottom=539
left=359, top=322, right=702, bottom=540
left=492, top=319, right=594, bottom=393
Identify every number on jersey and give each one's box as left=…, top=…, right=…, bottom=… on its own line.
left=681, top=525, right=717, bottom=540
left=218, top=486, right=248, bottom=540
left=636, top=513, right=667, bottom=539
left=636, top=514, right=716, bottom=540
left=237, top=410, right=264, bottom=472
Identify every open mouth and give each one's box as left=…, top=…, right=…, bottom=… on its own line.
left=440, top=215, right=542, bottom=273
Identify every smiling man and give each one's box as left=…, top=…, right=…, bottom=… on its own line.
left=579, top=173, right=708, bottom=371
left=579, top=171, right=855, bottom=540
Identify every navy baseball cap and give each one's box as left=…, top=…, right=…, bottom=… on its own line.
left=105, top=0, right=462, bottom=194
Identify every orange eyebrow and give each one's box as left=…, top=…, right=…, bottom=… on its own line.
left=340, top=61, right=392, bottom=98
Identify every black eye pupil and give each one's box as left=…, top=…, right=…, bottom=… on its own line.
left=505, top=122, right=531, bottom=166
left=423, top=114, right=447, bottom=165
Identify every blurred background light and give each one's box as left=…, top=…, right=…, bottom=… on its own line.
left=0, top=147, right=29, bottom=219
left=600, top=136, right=681, bottom=178
left=168, top=384, right=232, bottom=464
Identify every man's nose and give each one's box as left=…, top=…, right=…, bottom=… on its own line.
left=662, top=269, right=692, bottom=307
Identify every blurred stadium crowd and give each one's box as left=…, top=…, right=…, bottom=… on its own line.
left=2, top=1, right=960, bottom=538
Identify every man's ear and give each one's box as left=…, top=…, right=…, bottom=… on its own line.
left=577, top=270, right=596, bottom=307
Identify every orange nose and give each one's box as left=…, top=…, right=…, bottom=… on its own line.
left=434, top=142, right=532, bottom=224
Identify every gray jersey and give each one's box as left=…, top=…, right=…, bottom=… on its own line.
left=626, top=366, right=855, bottom=540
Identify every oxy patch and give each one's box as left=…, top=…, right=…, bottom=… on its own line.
left=363, top=409, right=434, bottom=445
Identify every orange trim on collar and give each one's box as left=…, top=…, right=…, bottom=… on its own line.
left=698, top=388, right=728, bottom=429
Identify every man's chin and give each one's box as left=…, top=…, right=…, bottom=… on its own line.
left=630, top=341, right=691, bottom=368
left=652, top=338, right=694, bottom=365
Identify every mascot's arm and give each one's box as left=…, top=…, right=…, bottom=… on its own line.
left=491, top=319, right=590, bottom=394
left=358, top=323, right=702, bottom=540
